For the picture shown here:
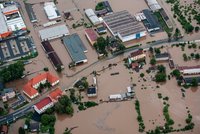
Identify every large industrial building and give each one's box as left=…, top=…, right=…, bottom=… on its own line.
left=0, top=4, right=26, bottom=39
left=62, top=34, right=88, bottom=65
left=39, top=25, right=70, bottom=41
left=178, top=65, right=200, bottom=75
left=24, top=3, right=37, bottom=23
left=44, top=2, right=61, bottom=20
left=103, top=10, right=146, bottom=42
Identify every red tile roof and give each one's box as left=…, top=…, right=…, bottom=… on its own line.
left=35, top=97, right=52, bottom=110
left=130, top=50, right=144, bottom=57
left=132, top=63, right=139, bottom=69
left=85, top=29, right=98, bottom=42
left=178, top=65, right=200, bottom=70
left=23, top=72, right=59, bottom=98
left=1, top=125, right=8, bottom=133
left=23, top=83, right=38, bottom=98
left=49, top=88, right=62, bottom=101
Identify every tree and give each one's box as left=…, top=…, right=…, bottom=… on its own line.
left=65, top=106, right=74, bottom=116
left=18, top=127, right=25, bottom=134
left=0, top=61, right=25, bottom=82
left=140, top=73, right=145, bottom=78
left=157, top=65, right=166, bottom=73
left=191, top=78, right=198, bottom=87
left=149, top=47, right=154, bottom=54
left=195, top=53, right=200, bottom=59
left=56, top=65, right=62, bottom=72
left=155, top=73, right=167, bottom=82
left=150, top=58, right=156, bottom=65
left=94, top=37, right=107, bottom=55
left=195, top=26, right=199, bottom=32
left=172, top=69, right=181, bottom=78
left=154, top=48, right=161, bottom=54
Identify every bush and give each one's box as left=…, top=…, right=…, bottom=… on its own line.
left=140, top=73, right=145, bottom=78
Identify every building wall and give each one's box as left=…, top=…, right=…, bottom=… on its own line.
left=130, top=54, right=146, bottom=61
left=33, top=79, right=47, bottom=89
left=34, top=102, right=54, bottom=114
left=51, top=80, right=59, bottom=87
left=118, top=31, right=146, bottom=42
left=6, top=91, right=15, bottom=99
left=23, top=91, right=39, bottom=99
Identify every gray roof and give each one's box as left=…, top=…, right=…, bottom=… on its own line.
left=0, top=88, right=14, bottom=96
left=103, top=10, right=146, bottom=37
left=39, top=25, right=69, bottom=41
left=24, top=3, right=37, bottom=23
left=142, top=9, right=160, bottom=31
left=184, top=77, right=200, bottom=84
left=62, top=34, right=87, bottom=64
left=155, top=53, right=169, bottom=59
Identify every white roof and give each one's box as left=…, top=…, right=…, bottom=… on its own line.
left=183, top=68, right=200, bottom=74
left=2, top=5, right=18, bottom=14
left=6, top=16, right=26, bottom=31
left=109, top=94, right=122, bottom=99
left=0, top=9, right=8, bottom=34
left=146, top=0, right=161, bottom=11
left=39, top=24, right=70, bottom=41
left=44, top=2, right=60, bottom=20
left=85, top=9, right=101, bottom=25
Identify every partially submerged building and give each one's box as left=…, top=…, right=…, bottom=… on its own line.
left=0, top=88, right=15, bottom=102
left=183, top=77, right=200, bottom=86
left=24, top=3, right=37, bottom=23
left=178, top=65, right=200, bottom=75
left=130, top=49, right=146, bottom=61
left=95, top=1, right=113, bottom=16
left=62, top=34, right=88, bottom=65
left=142, top=9, right=160, bottom=32
left=145, top=0, right=161, bottom=12
left=48, top=88, right=62, bottom=102
left=85, top=9, right=102, bottom=26
left=23, top=72, right=59, bottom=99
left=155, top=52, right=169, bottom=61
left=44, top=2, right=61, bottom=20
left=34, top=97, right=54, bottom=114
left=85, top=28, right=98, bottom=46
left=87, top=87, right=97, bottom=97
left=39, top=25, right=70, bottom=41
left=103, top=10, right=146, bottom=42
left=41, top=41, right=64, bottom=70
left=0, top=4, right=26, bottom=39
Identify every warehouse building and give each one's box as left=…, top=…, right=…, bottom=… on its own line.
left=24, top=3, right=37, bottom=23
left=142, top=9, right=160, bottom=32
left=62, top=34, right=87, bottom=65
left=103, top=10, right=146, bottom=42
left=39, top=25, right=70, bottom=41
left=41, top=41, right=64, bottom=70
left=0, top=4, right=26, bottom=39
left=44, top=2, right=61, bottom=20
left=155, top=52, right=169, bottom=61
left=178, top=65, right=200, bottom=75
left=85, top=8, right=102, bottom=26
left=145, top=0, right=161, bottom=12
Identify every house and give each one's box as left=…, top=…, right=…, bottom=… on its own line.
left=43, top=2, right=61, bottom=20
left=178, top=65, right=200, bottom=75
left=33, top=97, right=54, bottom=114
left=0, top=88, right=15, bottom=102
left=0, top=125, right=8, bottom=134
left=23, top=72, right=59, bottom=99
left=85, top=29, right=98, bottom=46
left=96, top=26, right=107, bottom=34
left=87, top=87, right=97, bottom=97
left=30, top=122, right=40, bottom=132
left=85, top=9, right=102, bottom=26
left=49, top=88, right=62, bottom=102
left=109, top=94, right=122, bottom=101
left=130, top=50, right=146, bottom=61
left=155, top=53, right=169, bottom=61
left=183, top=77, right=200, bottom=86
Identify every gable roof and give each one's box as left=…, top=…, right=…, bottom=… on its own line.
left=34, top=97, right=52, bottom=110
left=131, top=50, right=144, bottom=57
left=85, top=29, right=98, bottom=42
left=49, top=88, right=62, bottom=101
left=23, top=83, right=38, bottom=97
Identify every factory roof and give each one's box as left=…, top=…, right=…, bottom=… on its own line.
left=24, top=3, right=37, bottom=23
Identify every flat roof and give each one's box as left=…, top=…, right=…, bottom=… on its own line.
left=155, top=52, right=169, bottom=59
left=0, top=8, right=8, bottom=34
left=62, top=34, right=87, bottom=64
left=87, top=87, right=96, bottom=94
left=44, top=2, right=60, bottom=20
left=85, top=9, right=101, bottom=25
left=103, top=10, right=146, bottom=37
left=39, top=25, right=69, bottom=41
left=41, top=41, right=54, bottom=53
left=48, top=51, right=63, bottom=67
left=142, top=9, right=160, bottom=31
left=24, top=3, right=37, bottom=22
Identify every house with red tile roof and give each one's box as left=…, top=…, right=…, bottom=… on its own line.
left=23, top=72, right=59, bottom=99
left=85, top=28, right=98, bottom=46
left=49, top=88, right=62, bottom=102
left=130, top=50, right=146, bottom=61
left=33, top=97, right=54, bottom=114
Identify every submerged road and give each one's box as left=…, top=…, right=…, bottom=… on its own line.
left=0, top=38, right=200, bottom=125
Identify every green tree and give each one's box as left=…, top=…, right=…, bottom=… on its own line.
left=56, top=65, right=62, bottom=72
left=18, top=127, right=25, bottom=134
left=195, top=53, right=200, bottom=59
left=150, top=58, right=156, bottom=65
left=94, top=37, right=107, bottom=55
left=157, top=65, right=166, bottom=73
left=191, top=78, right=198, bottom=87
left=65, top=106, right=74, bottom=116
left=140, top=73, right=145, bottom=78
left=155, top=73, right=167, bottom=82
left=172, top=69, right=181, bottom=78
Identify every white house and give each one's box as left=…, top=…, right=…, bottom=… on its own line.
left=34, top=97, right=54, bottom=114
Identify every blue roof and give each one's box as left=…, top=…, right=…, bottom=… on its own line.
left=87, top=87, right=96, bottom=94
left=62, top=34, right=87, bottom=64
